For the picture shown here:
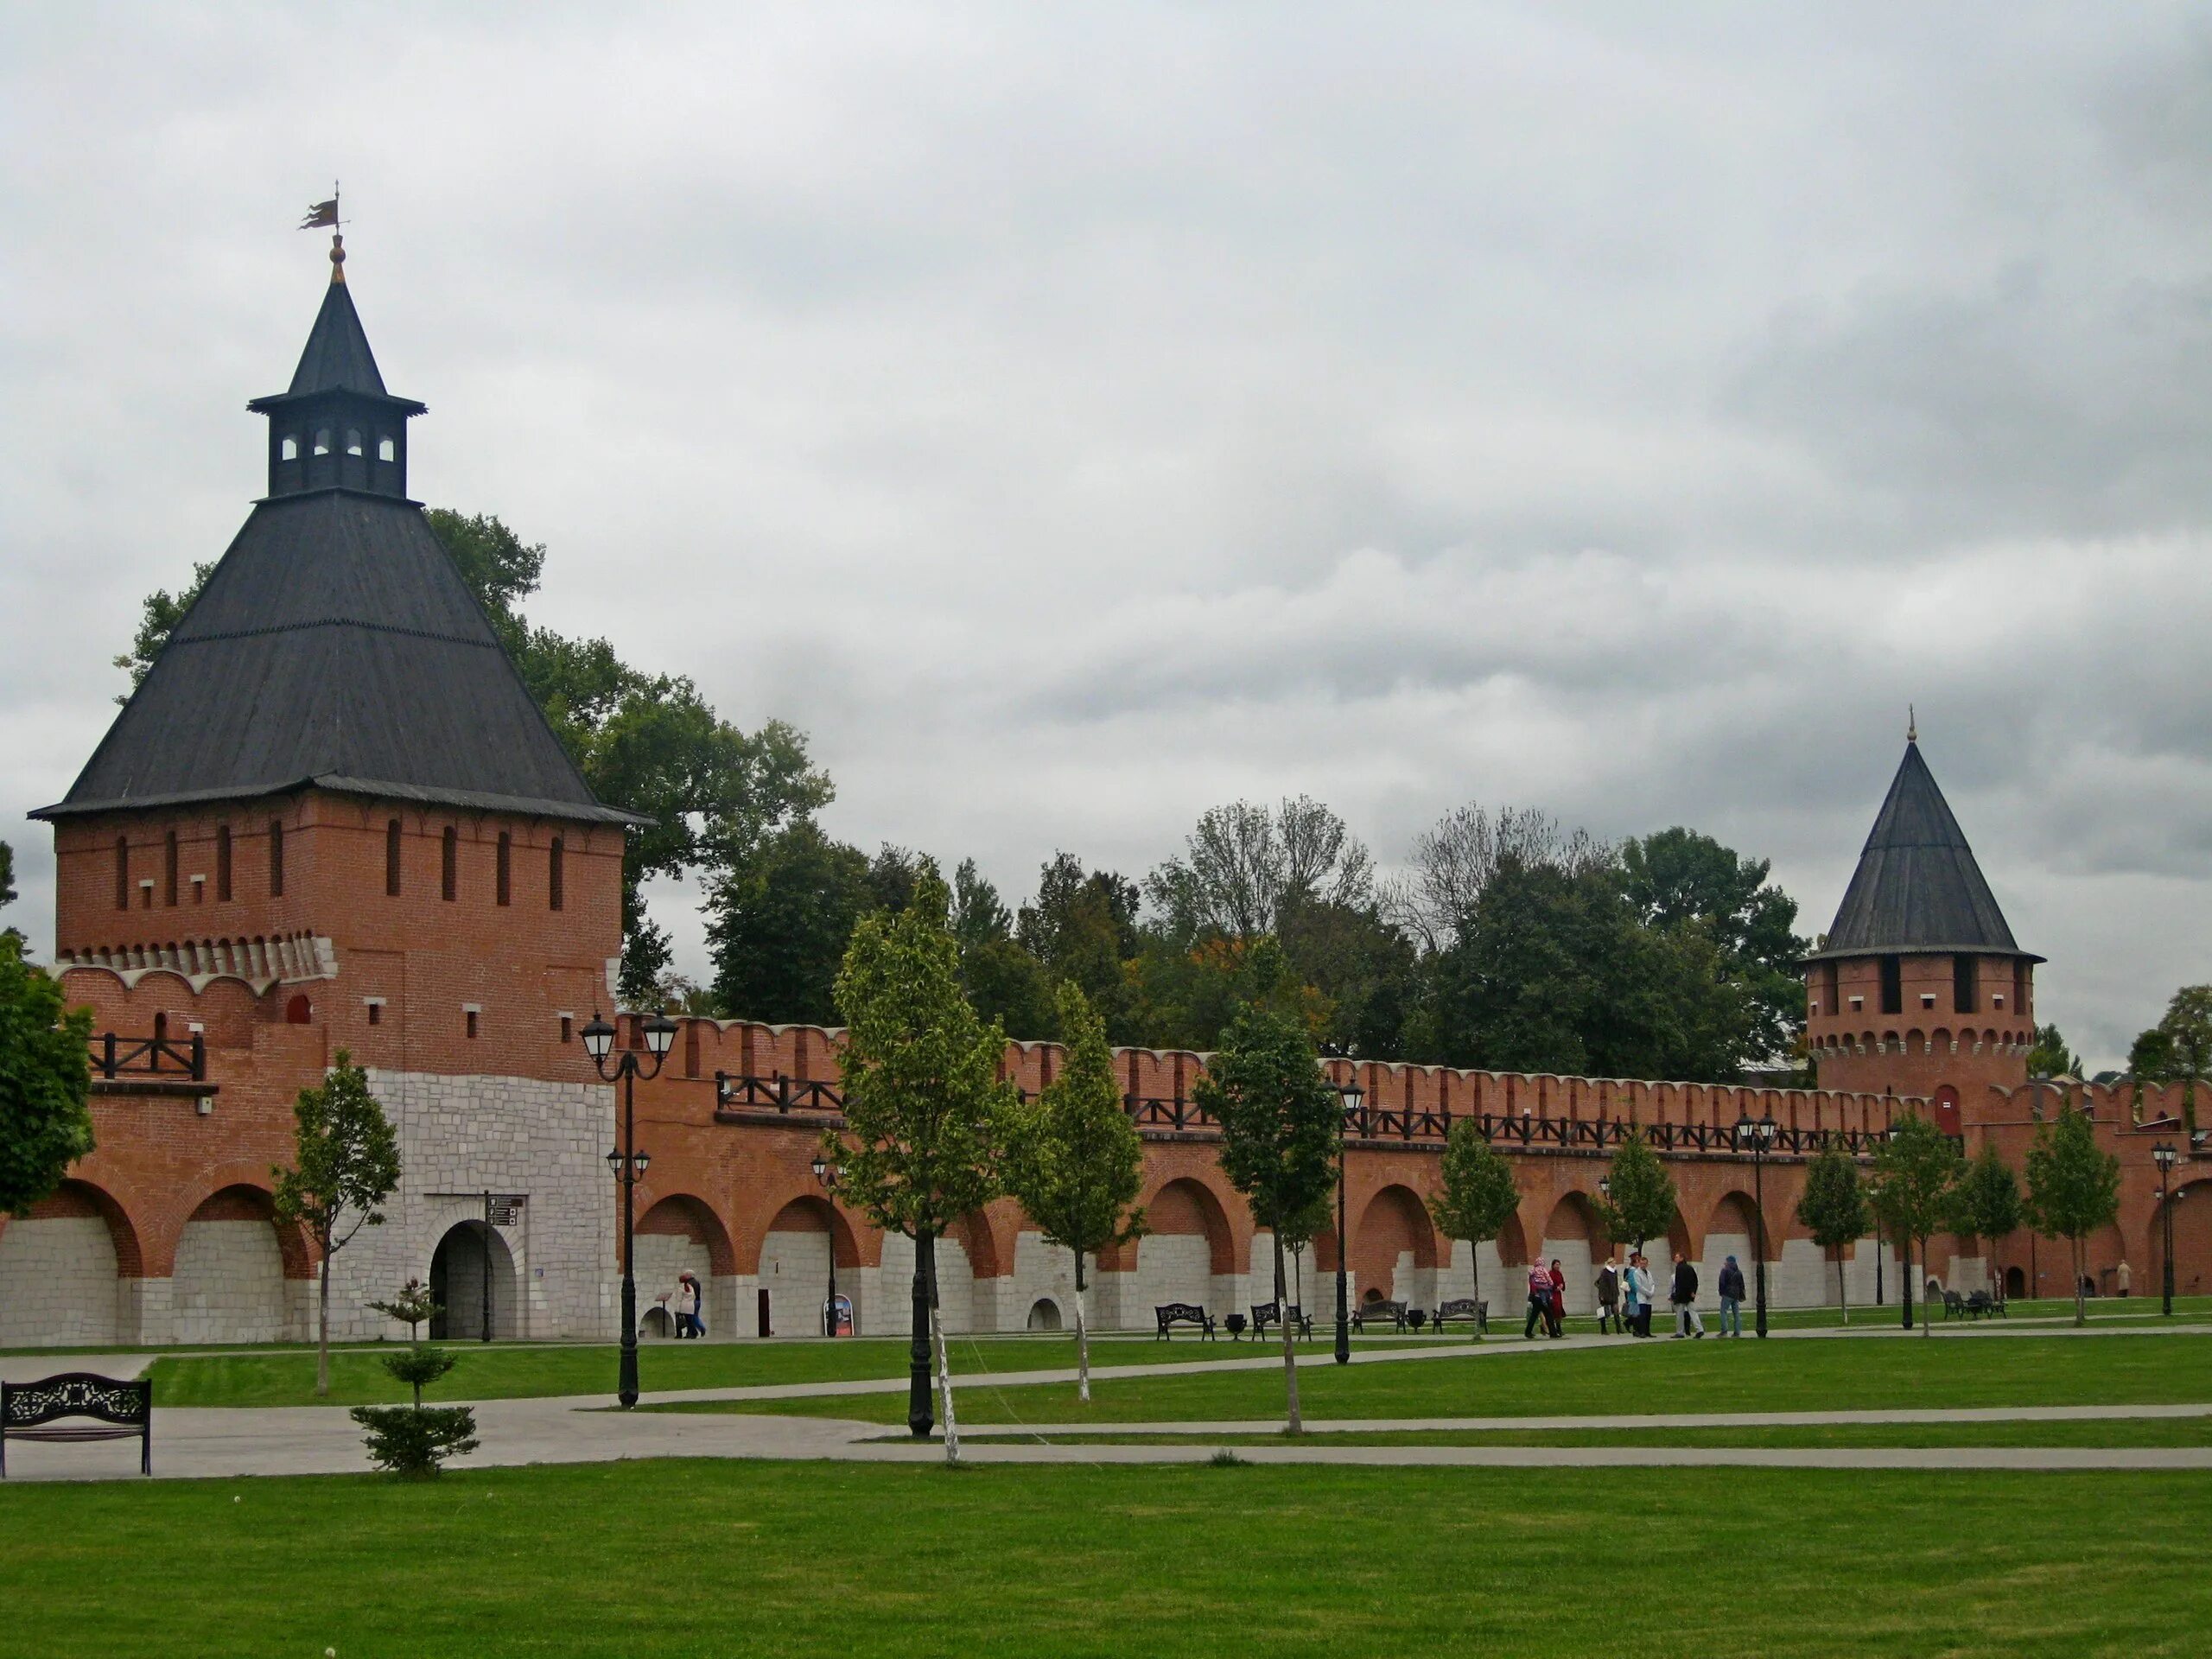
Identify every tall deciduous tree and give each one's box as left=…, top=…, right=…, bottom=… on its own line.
left=1594, top=1128, right=1678, bottom=1257
left=272, top=1052, right=402, bottom=1395
left=1427, top=1121, right=1521, bottom=1338
left=830, top=877, right=1015, bottom=1461
left=1198, top=1006, right=1339, bottom=1433
left=1870, top=1112, right=1965, bottom=1336
left=2024, top=1105, right=2122, bottom=1327
left=0, top=933, right=95, bottom=1217
left=1619, top=827, right=1808, bottom=1069
left=707, top=822, right=873, bottom=1023
left=2026, top=1023, right=2082, bottom=1081
left=1002, top=983, right=1147, bottom=1401
left=1950, top=1142, right=2024, bottom=1299
left=1795, top=1141, right=1870, bottom=1322
left=2128, top=986, right=2212, bottom=1134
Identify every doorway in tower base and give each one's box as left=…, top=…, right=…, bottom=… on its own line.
left=429, top=1220, right=518, bottom=1339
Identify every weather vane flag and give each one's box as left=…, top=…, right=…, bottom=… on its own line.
left=300, top=186, right=339, bottom=229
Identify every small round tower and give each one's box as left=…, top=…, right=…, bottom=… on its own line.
left=1803, top=723, right=2041, bottom=1129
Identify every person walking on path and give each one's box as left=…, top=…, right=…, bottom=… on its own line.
left=1627, top=1253, right=1656, bottom=1338
left=675, top=1272, right=704, bottom=1338
left=1547, top=1258, right=1567, bottom=1338
left=2117, top=1260, right=2133, bottom=1298
left=1524, top=1259, right=1557, bottom=1339
left=1670, top=1253, right=1706, bottom=1338
left=1717, top=1255, right=1746, bottom=1338
left=1596, top=1256, right=1622, bottom=1335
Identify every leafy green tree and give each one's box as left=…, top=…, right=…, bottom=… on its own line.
left=2024, top=1105, right=2122, bottom=1326
left=1950, top=1142, right=2024, bottom=1299
left=1001, top=983, right=1147, bottom=1400
left=2026, top=1023, right=2082, bottom=1081
left=1795, top=1141, right=1870, bottom=1322
left=0, top=840, right=16, bottom=912
left=830, top=877, right=1016, bottom=1460
left=1870, top=1112, right=1966, bottom=1336
left=1146, top=797, right=1374, bottom=944
left=0, top=933, right=95, bottom=1216
left=706, top=822, right=873, bottom=1024
left=2128, top=987, right=2212, bottom=1134
left=1594, top=1127, right=1678, bottom=1256
left=271, top=1053, right=402, bottom=1395
left=1620, top=827, right=1809, bottom=1070
left=1427, top=1121, right=1521, bottom=1338
left=112, top=560, right=214, bottom=696
left=1198, top=1006, right=1340, bottom=1433
left=1017, top=853, right=1142, bottom=1037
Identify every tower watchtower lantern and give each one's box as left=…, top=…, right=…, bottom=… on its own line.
left=247, top=234, right=426, bottom=499
left=1803, top=728, right=2042, bottom=1122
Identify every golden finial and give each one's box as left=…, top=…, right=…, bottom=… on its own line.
left=1907, top=704, right=1917, bottom=743
left=329, top=232, right=346, bottom=284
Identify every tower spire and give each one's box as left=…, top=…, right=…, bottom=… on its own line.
left=1907, top=703, right=1917, bottom=744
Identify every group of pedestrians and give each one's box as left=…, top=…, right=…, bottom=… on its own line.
left=1553, top=1250, right=1756, bottom=1340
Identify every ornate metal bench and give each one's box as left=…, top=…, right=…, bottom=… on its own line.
left=2, top=1374, right=152, bottom=1477
left=1249, top=1301, right=1314, bottom=1340
left=1351, top=1299, right=1408, bottom=1334
left=1154, top=1302, right=1217, bottom=1340
left=1433, top=1296, right=1489, bottom=1333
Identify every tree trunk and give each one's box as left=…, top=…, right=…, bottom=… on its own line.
left=1276, top=1233, right=1302, bottom=1434
left=2073, top=1236, right=2088, bottom=1326
left=1919, top=1236, right=1932, bottom=1335
left=931, top=1301, right=960, bottom=1464
left=1471, top=1249, right=1483, bottom=1342
left=316, top=1238, right=333, bottom=1396
left=1836, top=1252, right=1849, bottom=1325
left=1074, top=1252, right=1091, bottom=1405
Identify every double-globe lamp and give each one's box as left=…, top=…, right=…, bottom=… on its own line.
left=582, top=1009, right=676, bottom=1408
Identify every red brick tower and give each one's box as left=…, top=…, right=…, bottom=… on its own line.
left=25, top=236, right=641, bottom=1342
left=1802, top=723, right=2040, bottom=1130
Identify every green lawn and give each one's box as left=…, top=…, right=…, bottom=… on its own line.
left=665, top=1332, right=2212, bottom=1425
left=948, top=1415, right=2212, bottom=1449
left=141, top=1332, right=1351, bottom=1407
left=0, top=1459, right=2205, bottom=1657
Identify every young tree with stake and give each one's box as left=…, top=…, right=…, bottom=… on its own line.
left=1951, top=1141, right=2024, bottom=1302
left=1594, top=1127, right=1678, bottom=1257
left=831, top=876, right=1015, bottom=1462
left=1427, top=1119, right=1520, bottom=1338
left=1198, top=1006, right=1339, bottom=1434
left=2024, top=1104, right=2121, bottom=1326
left=1795, top=1140, right=1871, bottom=1322
left=1002, top=982, right=1147, bottom=1402
left=272, top=1052, right=401, bottom=1395
left=1870, top=1111, right=1965, bottom=1335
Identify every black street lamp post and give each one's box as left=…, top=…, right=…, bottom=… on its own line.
left=811, top=1154, right=848, bottom=1337
left=1735, top=1112, right=1777, bottom=1337
left=2154, top=1142, right=2178, bottom=1319
left=1334, top=1078, right=1365, bottom=1366
left=583, top=1010, right=677, bottom=1409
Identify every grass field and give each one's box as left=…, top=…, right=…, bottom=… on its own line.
left=0, top=1459, right=2205, bottom=1657
left=656, top=1332, right=2212, bottom=1426
left=946, top=1416, right=2212, bottom=1448
left=140, top=1332, right=1350, bottom=1407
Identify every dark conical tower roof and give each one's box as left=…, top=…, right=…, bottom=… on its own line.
left=35, top=256, right=639, bottom=829
left=1804, top=738, right=2037, bottom=963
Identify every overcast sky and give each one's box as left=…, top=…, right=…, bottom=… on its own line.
left=4, top=4, right=2209, bottom=1069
